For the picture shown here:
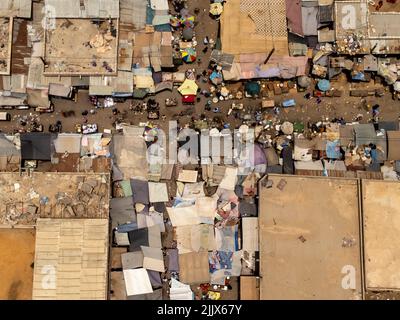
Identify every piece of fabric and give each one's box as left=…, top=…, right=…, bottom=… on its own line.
left=182, top=182, right=205, bottom=199
left=167, top=249, right=179, bottom=272
left=209, top=250, right=243, bottom=284
left=215, top=225, right=239, bottom=252
left=239, top=200, right=257, bottom=217
left=122, top=251, right=144, bottom=269
left=116, top=222, right=138, bottom=233
left=110, top=197, right=136, bottom=230
left=148, top=182, right=169, bottom=203
left=179, top=252, right=210, bottom=284
left=219, top=167, right=238, bottom=190
left=120, top=180, right=133, bottom=197
left=147, top=270, right=163, bottom=289
left=160, top=163, right=174, bottom=180
left=175, top=225, right=216, bottom=254
left=167, top=206, right=200, bottom=227
left=177, top=170, right=198, bottom=183
left=211, top=165, right=227, bottom=185
left=127, top=288, right=163, bottom=300
left=326, top=140, right=341, bottom=159
left=128, top=226, right=161, bottom=251
left=196, top=196, right=218, bottom=224
left=170, top=278, right=193, bottom=300
left=123, top=268, right=153, bottom=296
left=242, top=173, right=259, bottom=196
left=242, top=217, right=259, bottom=251
left=115, top=230, right=130, bottom=246
left=112, top=164, right=124, bottom=182
left=153, top=202, right=166, bottom=213
left=131, top=179, right=150, bottom=204
left=137, top=209, right=165, bottom=232
left=128, top=228, right=149, bottom=252
left=141, top=246, right=165, bottom=272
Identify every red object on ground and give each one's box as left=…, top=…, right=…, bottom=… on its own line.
left=182, top=95, right=196, bottom=104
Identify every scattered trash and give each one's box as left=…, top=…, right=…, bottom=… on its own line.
left=276, top=179, right=287, bottom=191
left=298, top=235, right=307, bottom=243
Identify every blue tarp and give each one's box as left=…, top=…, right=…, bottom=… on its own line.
left=245, top=82, right=261, bottom=96
left=218, top=251, right=233, bottom=270
left=352, top=72, right=366, bottom=81
left=209, top=251, right=233, bottom=272
left=116, top=222, right=138, bottom=233
left=318, top=79, right=330, bottom=91
left=146, top=1, right=171, bottom=31
left=282, top=99, right=296, bottom=107
left=112, top=92, right=133, bottom=98
left=326, top=139, right=341, bottom=159
left=155, top=24, right=171, bottom=31
left=255, top=66, right=280, bottom=78
left=146, top=3, right=154, bottom=25
left=210, top=71, right=222, bottom=82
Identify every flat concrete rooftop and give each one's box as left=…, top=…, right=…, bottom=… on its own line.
left=259, top=175, right=363, bottom=300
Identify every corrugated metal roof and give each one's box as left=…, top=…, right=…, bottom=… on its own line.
left=118, top=40, right=133, bottom=72
left=27, top=58, right=47, bottom=90
left=53, top=133, right=82, bottom=154
left=120, top=0, right=147, bottom=29
left=21, top=132, right=52, bottom=161
left=286, top=0, right=303, bottom=36
left=48, top=83, right=72, bottom=97
left=0, top=134, right=20, bottom=157
left=32, top=219, right=109, bottom=300
left=2, top=74, right=27, bottom=93
left=89, top=76, right=114, bottom=95
left=301, top=6, right=318, bottom=36
left=0, top=17, right=13, bottom=75
left=0, top=0, right=32, bottom=18
left=89, top=71, right=134, bottom=95
left=45, top=0, right=119, bottom=18
left=0, top=94, right=27, bottom=106
left=114, top=71, right=133, bottom=93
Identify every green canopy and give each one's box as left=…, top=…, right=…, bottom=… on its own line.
left=132, top=88, right=148, bottom=99
left=245, top=82, right=261, bottom=96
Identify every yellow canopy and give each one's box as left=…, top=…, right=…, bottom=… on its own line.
left=210, top=3, right=223, bottom=15
left=177, top=79, right=198, bottom=95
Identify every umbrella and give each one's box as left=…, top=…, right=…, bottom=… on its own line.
left=297, top=75, right=311, bottom=88
left=182, top=27, right=194, bottom=41
left=394, top=81, right=400, bottom=92
left=181, top=48, right=197, bottom=63
left=180, top=15, right=195, bottom=28
left=317, top=79, right=330, bottom=92
left=210, top=3, right=223, bottom=16
left=170, top=16, right=181, bottom=28
left=210, top=71, right=223, bottom=85
left=181, top=19, right=194, bottom=28
left=178, top=79, right=198, bottom=96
